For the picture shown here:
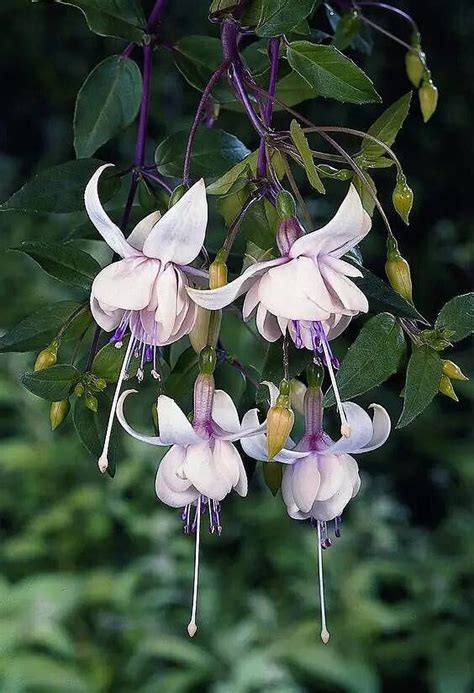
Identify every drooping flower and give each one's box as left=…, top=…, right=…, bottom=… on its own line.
left=116, top=373, right=265, bottom=637
left=187, top=184, right=370, bottom=347
left=84, top=165, right=208, bottom=473
left=241, top=377, right=391, bottom=643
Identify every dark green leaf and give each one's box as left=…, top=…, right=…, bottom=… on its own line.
left=217, top=188, right=278, bottom=250
left=323, top=313, right=406, bottom=406
left=21, top=365, right=81, bottom=401
left=274, top=71, right=317, bottom=107
left=287, top=41, right=381, bottom=104
left=397, top=346, right=443, bottom=428
left=361, top=92, right=412, bottom=160
left=91, top=335, right=141, bottom=382
left=74, top=56, right=142, bottom=158
left=263, top=462, right=283, bottom=495
left=332, top=11, right=362, bottom=51
left=435, top=293, right=474, bottom=342
left=261, top=341, right=312, bottom=382
left=173, top=36, right=222, bottom=92
left=165, top=347, right=199, bottom=414
left=0, top=302, right=88, bottom=353
left=215, top=361, right=246, bottom=405
left=257, top=0, right=316, bottom=38
left=155, top=129, right=250, bottom=179
left=1, top=159, right=119, bottom=214
left=56, top=0, right=146, bottom=42
left=73, top=393, right=118, bottom=477
left=289, top=119, right=325, bottom=193
left=13, top=242, right=101, bottom=291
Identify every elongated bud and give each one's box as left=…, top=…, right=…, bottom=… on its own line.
left=34, top=340, right=59, bottom=371
left=419, top=74, right=438, bottom=123
left=392, top=174, right=414, bottom=225
left=290, top=379, right=306, bottom=415
left=266, top=379, right=294, bottom=461
left=209, top=249, right=227, bottom=289
left=199, top=345, right=216, bottom=375
left=317, top=165, right=352, bottom=181
left=189, top=307, right=211, bottom=354
left=438, top=374, right=458, bottom=402
left=168, top=184, right=187, bottom=208
left=74, top=382, right=85, bottom=397
left=385, top=236, right=413, bottom=303
left=85, top=393, right=98, bottom=413
left=276, top=216, right=304, bottom=256
left=276, top=190, right=296, bottom=220
left=50, top=399, right=70, bottom=430
left=405, top=49, right=425, bottom=88
left=442, top=360, right=468, bottom=381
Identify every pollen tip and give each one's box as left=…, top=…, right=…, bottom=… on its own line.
left=98, top=455, right=109, bottom=474
left=187, top=621, right=197, bottom=638
left=320, top=628, right=330, bottom=644
left=341, top=423, right=352, bottom=438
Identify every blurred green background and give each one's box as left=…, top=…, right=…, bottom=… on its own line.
left=0, top=1, right=473, bottom=691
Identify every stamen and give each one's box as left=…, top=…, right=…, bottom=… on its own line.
left=317, top=520, right=330, bottom=644
left=98, top=335, right=136, bottom=474
left=187, top=496, right=202, bottom=638
left=317, top=324, right=351, bottom=438
left=293, top=320, right=303, bottom=349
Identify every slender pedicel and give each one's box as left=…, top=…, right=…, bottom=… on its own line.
left=317, top=521, right=330, bottom=645
left=318, top=331, right=351, bottom=438
left=187, top=496, right=202, bottom=638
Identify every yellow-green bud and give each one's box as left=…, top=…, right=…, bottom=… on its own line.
left=209, top=250, right=228, bottom=289
left=266, top=380, right=294, bottom=461
left=199, top=345, right=216, bottom=375
left=438, top=374, right=458, bottom=402
left=189, top=307, right=211, bottom=354
left=419, top=76, right=438, bottom=123
left=85, top=393, right=98, bottom=413
left=405, top=49, right=425, bottom=87
left=276, top=190, right=296, bottom=220
left=168, top=184, right=187, bottom=208
left=385, top=236, right=413, bottom=303
left=95, top=378, right=107, bottom=391
left=392, top=174, right=414, bottom=225
left=50, top=399, right=70, bottom=430
left=34, top=340, right=59, bottom=371
left=74, top=382, right=85, bottom=397
left=442, top=360, right=468, bottom=381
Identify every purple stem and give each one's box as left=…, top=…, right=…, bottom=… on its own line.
left=147, top=0, right=168, bottom=31
left=230, top=64, right=266, bottom=137
left=356, top=1, right=418, bottom=32
left=134, top=42, right=153, bottom=168
left=257, top=37, right=281, bottom=178
left=142, top=169, right=173, bottom=193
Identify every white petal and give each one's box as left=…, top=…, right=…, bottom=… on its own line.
left=127, top=210, right=161, bottom=251
left=158, top=445, right=193, bottom=492
left=157, top=395, right=202, bottom=446
left=311, top=474, right=354, bottom=522
left=291, top=455, right=321, bottom=513
left=187, top=257, right=286, bottom=310
left=212, top=390, right=241, bottom=434
left=242, top=281, right=260, bottom=319
left=319, top=260, right=368, bottom=313
left=84, top=164, right=139, bottom=258
left=117, top=390, right=165, bottom=446
left=315, top=453, right=344, bottom=501
left=154, top=265, right=178, bottom=343
left=155, top=449, right=199, bottom=508
left=289, top=184, right=371, bottom=260
left=90, top=295, right=124, bottom=332
left=324, top=403, right=376, bottom=454
left=322, top=255, right=363, bottom=278
left=256, top=304, right=282, bottom=342
left=184, top=442, right=231, bottom=501
left=92, top=257, right=160, bottom=312
left=142, top=179, right=207, bottom=264
left=214, top=439, right=240, bottom=487
left=325, top=314, right=352, bottom=341
left=281, top=466, right=296, bottom=507
left=360, top=404, right=391, bottom=452
left=240, top=412, right=268, bottom=462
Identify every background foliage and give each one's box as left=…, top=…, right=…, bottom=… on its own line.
left=0, top=0, right=473, bottom=691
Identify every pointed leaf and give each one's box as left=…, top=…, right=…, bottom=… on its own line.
left=397, top=346, right=443, bottom=428
left=361, top=92, right=412, bottom=160
left=56, top=0, right=146, bottom=42
left=21, top=365, right=81, bottom=401
left=289, top=119, right=325, bottom=193
left=435, top=293, right=474, bottom=342
left=12, top=242, right=101, bottom=291
left=256, top=0, right=317, bottom=38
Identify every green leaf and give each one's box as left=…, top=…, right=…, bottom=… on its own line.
left=21, top=365, right=81, bottom=401
left=353, top=170, right=377, bottom=216
left=207, top=149, right=284, bottom=196
left=323, top=313, right=406, bottom=406
left=0, top=302, right=88, bottom=353
left=289, top=119, right=325, bottom=193
left=261, top=341, right=312, bottom=382
left=256, top=0, right=316, bottom=38
left=155, top=129, right=250, bottom=179
left=397, top=346, right=443, bottom=428
left=56, top=0, right=146, bottom=42
left=73, top=393, right=118, bottom=477
left=1, top=159, right=119, bottom=214
left=91, top=335, right=140, bottom=382
left=263, top=462, right=283, bottom=495
left=287, top=41, right=381, bottom=104
left=217, top=187, right=278, bottom=250
left=13, top=242, right=101, bottom=291
left=74, top=56, right=142, bottom=158
left=165, top=347, right=199, bottom=414
left=435, top=293, right=474, bottom=342
left=173, top=36, right=222, bottom=92
left=274, top=71, right=317, bottom=107
left=361, top=92, right=412, bottom=160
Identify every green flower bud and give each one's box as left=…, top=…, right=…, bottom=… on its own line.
left=34, top=340, right=59, bottom=371
left=276, top=190, right=296, bottom=220
left=266, top=380, right=294, bottom=461
left=74, top=382, right=85, bottom=397
left=209, top=250, right=228, bottom=289
left=419, top=75, right=438, bottom=123
left=306, top=363, right=324, bottom=390
left=50, top=399, right=70, bottom=430
left=385, top=236, right=413, bottom=303
left=189, top=307, right=211, bottom=354
left=168, top=184, right=187, bottom=208
left=442, top=360, right=468, bottom=381
left=392, top=174, right=414, bottom=225
left=438, top=374, right=459, bottom=402
left=199, top=345, right=216, bottom=375
left=94, top=378, right=107, bottom=391
left=85, top=393, right=98, bottom=413
left=405, top=49, right=425, bottom=87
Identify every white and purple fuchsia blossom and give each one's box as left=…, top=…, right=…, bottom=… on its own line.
left=116, top=373, right=265, bottom=637
left=241, top=381, right=391, bottom=643
left=84, top=165, right=208, bottom=474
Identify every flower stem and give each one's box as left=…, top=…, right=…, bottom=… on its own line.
left=257, top=37, right=280, bottom=178
left=222, top=190, right=264, bottom=260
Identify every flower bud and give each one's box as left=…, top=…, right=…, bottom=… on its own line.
left=85, top=393, right=98, bottom=413
left=316, top=165, right=352, bottom=181
left=95, top=377, right=107, bottom=391
left=74, top=382, right=85, bottom=397
left=199, top=345, right=216, bottom=375
left=392, top=174, right=414, bottom=225
left=168, top=184, right=187, bottom=208
left=405, top=49, right=425, bottom=87
left=442, top=360, right=468, bottom=381
left=209, top=250, right=228, bottom=289
left=189, top=307, right=211, bottom=354
left=438, top=374, right=459, bottom=402
left=385, top=236, right=413, bottom=303
left=276, top=216, right=304, bottom=256
left=266, top=380, right=294, bottom=461
left=34, top=340, right=59, bottom=371
left=50, top=399, right=70, bottom=430
left=276, top=190, right=296, bottom=220
left=419, top=75, right=438, bottom=123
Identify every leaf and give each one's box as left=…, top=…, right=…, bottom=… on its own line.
left=74, top=56, right=142, bottom=158
left=1, top=159, right=119, bottom=214
left=323, top=313, right=406, bottom=406
left=263, top=462, right=283, bottom=495
left=173, top=36, right=222, bottom=92
left=21, top=365, right=81, bottom=401
left=289, top=119, right=325, bottom=193
left=56, top=0, right=146, bottom=42
left=217, top=188, right=278, bottom=251
left=361, top=92, right=412, bottom=160
left=287, top=41, right=381, bottom=104
left=397, top=346, right=443, bottom=428
left=165, top=347, right=199, bottom=414
left=435, top=293, right=474, bottom=342
left=155, top=129, right=250, bottom=179
left=274, top=71, right=317, bottom=107
left=207, top=149, right=284, bottom=196
left=261, top=341, right=312, bottom=382
left=256, top=0, right=316, bottom=38
left=0, top=302, right=88, bottom=353
left=12, top=242, right=101, bottom=291
left=73, top=393, right=118, bottom=476
left=91, top=335, right=138, bottom=382
left=353, top=170, right=377, bottom=216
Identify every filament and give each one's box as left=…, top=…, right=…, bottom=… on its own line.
left=187, top=496, right=202, bottom=638
left=317, top=520, right=330, bottom=644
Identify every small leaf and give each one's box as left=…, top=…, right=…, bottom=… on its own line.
left=361, top=92, right=412, bottom=160
left=263, top=462, right=283, bottom=496
left=92, top=335, right=139, bottom=382
left=56, top=0, right=146, bottom=42
left=155, top=129, right=250, bottom=179
left=1, top=159, right=119, bottom=214
left=207, top=149, right=284, bottom=196
left=287, top=41, right=381, bottom=104
left=74, top=56, right=142, bottom=158
left=289, top=119, right=325, bottom=193
left=323, top=313, right=406, bottom=406
left=21, top=365, right=81, bottom=401
left=13, top=242, right=101, bottom=291
left=397, top=346, right=443, bottom=428
left=256, top=0, right=317, bottom=38
left=73, top=393, right=118, bottom=477
left=435, top=293, right=474, bottom=342
left=353, top=171, right=377, bottom=216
